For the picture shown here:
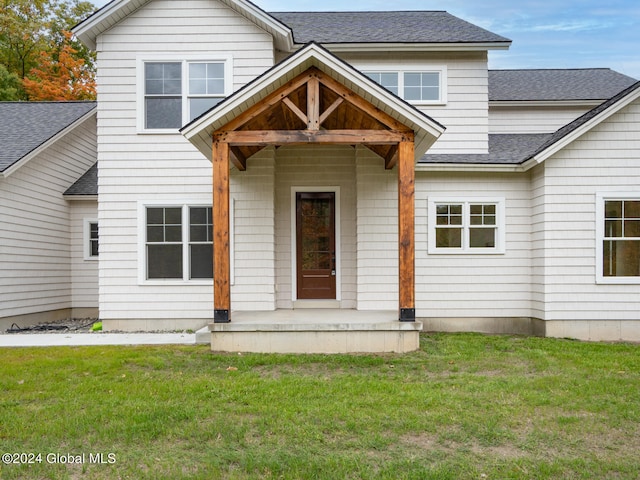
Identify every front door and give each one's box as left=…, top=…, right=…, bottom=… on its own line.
left=296, top=192, right=336, bottom=299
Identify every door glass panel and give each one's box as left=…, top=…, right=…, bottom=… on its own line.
left=300, top=198, right=331, bottom=270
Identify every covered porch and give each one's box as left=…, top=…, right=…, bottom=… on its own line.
left=182, top=43, right=443, bottom=353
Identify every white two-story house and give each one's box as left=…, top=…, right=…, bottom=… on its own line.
left=2, top=0, right=639, bottom=351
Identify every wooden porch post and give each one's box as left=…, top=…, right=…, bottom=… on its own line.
left=398, top=140, right=415, bottom=322
left=213, top=139, right=231, bottom=323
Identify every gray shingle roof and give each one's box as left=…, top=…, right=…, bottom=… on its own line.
left=489, top=69, right=637, bottom=102
left=64, top=162, right=97, bottom=196
left=270, top=11, right=511, bottom=45
left=420, top=134, right=552, bottom=165
left=0, top=101, right=96, bottom=173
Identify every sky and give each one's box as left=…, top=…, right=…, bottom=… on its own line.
left=90, top=0, right=640, bottom=79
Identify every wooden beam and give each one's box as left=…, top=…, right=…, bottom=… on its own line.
left=230, top=147, right=247, bottom=171
left=213, top=140, right=231, bottom=323
left=307, top=76, right=320, bottom=130
left=216, top=129, right=412, bottom=146
left=282, top=97, right=308, bottom=125
left=318, top=97, right=343, bottom=126
left=398, top=140, right=415, bottom=322
left=315, top=71, right=415, bottom=134
left=384, top=145, right=399, bottom=170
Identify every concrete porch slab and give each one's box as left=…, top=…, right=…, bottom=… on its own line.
left=209, top=310, right=421, bottom=354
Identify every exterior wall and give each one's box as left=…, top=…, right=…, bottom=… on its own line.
left=341, top=51, right=489, bottom=155
left=356, top=147, right=398, bottom=310
left=489, top=106, right=592, bottom=134
left=415, top=170, right=532, bottom=321
left=532, top=98, right=640, bottom=340
left=69, top=200, right=99, bottom=316
left=231, top=149, right=276, bottom=311
left=95, top=0, right=275, bottom=329
left=274, top=145, right=357, bottom=309
left=0, top=116, right=97, bottom=322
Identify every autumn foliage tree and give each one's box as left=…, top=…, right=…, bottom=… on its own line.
left=23, top=30, right=96, bottom=100
left=0, top=0, right=96, bottom=100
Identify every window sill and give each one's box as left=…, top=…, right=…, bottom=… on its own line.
left=596, top=276, right=640, bottom=285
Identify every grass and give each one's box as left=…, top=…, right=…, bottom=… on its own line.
left=0, top=333, right=639, bottom=479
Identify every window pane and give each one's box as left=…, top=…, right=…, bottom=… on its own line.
left=605, top=201, right=623, bottom=218
left=604, top=240, right=640, bottom=276
left=436, top=227, right=462, bottom=248
left=147, top=225, right=165, bottom=243
left=624, top=201, right=640, bottom=219
left=147, top=207, right=164, bottom=225
left=605, top=220, right=622, bottom=238
left=165, top=208, right=182, bottom=224
left=145, top=97, right=182, bottom=129
left=470, top=228, right=496, bottom=248
left=145, top=63, right=181, bottom=94
left=404, top=72, right=440, bottom=101
left=190, top=244, right=213, bottom=279
left=189, top=97, right=223, bottom=121
left=147, top=244, right=183, bottom=279
left=189, top=62, right=224, bottom=95
left=625, top=220, right=640, bottom=238
left=364, top=72, right=399, bottom=95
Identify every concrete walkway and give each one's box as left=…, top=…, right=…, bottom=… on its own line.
left=0, top=328, right=210, bottom=347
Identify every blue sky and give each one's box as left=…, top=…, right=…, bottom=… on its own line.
left=90, top=0, right=640, bottom=79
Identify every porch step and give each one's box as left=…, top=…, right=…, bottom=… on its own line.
left=208, top=309, right=421, bottom=354
left=293, top=300, right=341, bottom=309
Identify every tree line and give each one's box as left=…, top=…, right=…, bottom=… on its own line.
left=1, top=0, right=96, bottom=101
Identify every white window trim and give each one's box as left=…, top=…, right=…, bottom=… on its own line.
left=596, top=192, right=640, bottom=284
left=428, top=197, right=506, bottom=254
left=290, top=186, right=341, bottom=302
left=137, top=54, right=233, bottom=134
left=138, top=200, right=233, bottom=285
left=83, top=218, right=99, bottom=261
left=357, top=63, right=448, bottom=105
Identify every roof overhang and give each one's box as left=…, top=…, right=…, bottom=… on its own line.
left=318, top=42, right=511, bottom=53
left=73, top=0, right=294, bottom=51
left=181, top=42, right=444, bottom=164
left=0, top=107, right=97, bottom=179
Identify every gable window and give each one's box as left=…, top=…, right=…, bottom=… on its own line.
left=597, top=194, right=640, bottom=283
left=141, top=57, right=231, bottom=132
left=362, top=66, right=446, bottom=104
left=142, top=204, right=217, bottom=282
left=428, top=198, right=505, bottom=254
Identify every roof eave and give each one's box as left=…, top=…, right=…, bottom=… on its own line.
left=416, top=163, right=523, bottom=173
left=63, top=194, right=98, bottom=201
left=307, top=41, right=511, bottom=53
left=0, top=107, right=97, bottom=179
left=490, top=100, right=604, bottom=108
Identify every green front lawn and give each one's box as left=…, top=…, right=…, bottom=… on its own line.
left=0, top=334, right=638, bottom=479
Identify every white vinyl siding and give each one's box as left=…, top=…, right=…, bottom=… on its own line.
left=532, top=97, right=640, bottom=324
left=489, top=106, right=594, bottom=134
left=0, top=116, right=97, bottom=319
left=72, top=206, right=99, bottom=311
left=95, top=0, right=274, bottom=326
left=346, top=52, right=489, bottom=155
left=416, top=172, right=532, bottom=319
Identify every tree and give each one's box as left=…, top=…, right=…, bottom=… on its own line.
left=0, top=0, right=96, bottom=100
left=22, top=31, right=96, bottom=100
left=0, top=64, right=21, bottom=100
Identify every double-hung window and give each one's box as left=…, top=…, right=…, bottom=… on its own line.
left=428, top=198, right=505, bottom=254
left=141, top=57, right=230, bottom=131
left=597, top=194, right=640, bottom=283
left=143, top=205, right=214, bottom=281
left=362, top=66, right=446, bottom=104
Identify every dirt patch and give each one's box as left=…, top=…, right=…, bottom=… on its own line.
left=3, top=318, right=98, bottom=334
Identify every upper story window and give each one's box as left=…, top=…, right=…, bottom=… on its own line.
left=140, top=56, right=231, bottom=132
left=362, top=66, right=447, bottom=104
left=597, top=193, right=640, bottom=283
left=428, top=198, right=505, bottom=254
